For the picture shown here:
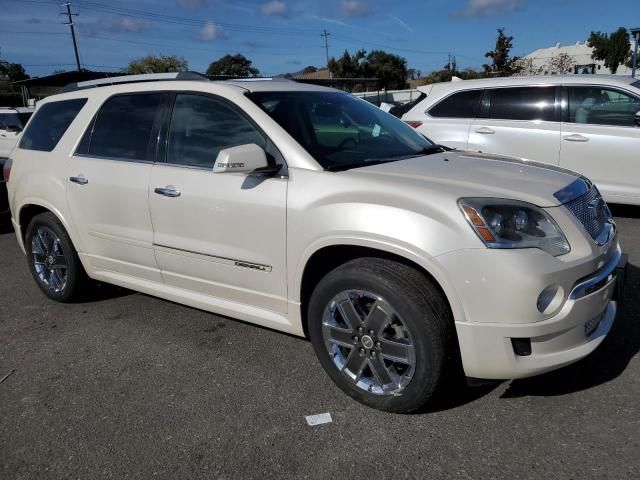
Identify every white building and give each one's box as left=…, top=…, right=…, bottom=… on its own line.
left=524, top=41, right=632, bottom=75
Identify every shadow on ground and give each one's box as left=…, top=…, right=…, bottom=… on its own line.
left=501, top=263, right=640, bottom=398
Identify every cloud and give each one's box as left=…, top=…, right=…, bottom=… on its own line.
left=177, top=0, right=208, bottom=7
left=198, top=21, right=229, bottom=40
left=341, top=0, right=370, bottom=17
left=261, top=1, right=288, bottom=16
left=452, top=0, right=526, bottom=18
left=82, top=16, right=148, bottom=34
left=286, top=60, right=302, bottom=65
left=25, top=17, right=42, bottom=24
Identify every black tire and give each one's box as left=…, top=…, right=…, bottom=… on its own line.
left=308, top=258, right=453, bottom=413
left=25, top=212, right=87, bottom=302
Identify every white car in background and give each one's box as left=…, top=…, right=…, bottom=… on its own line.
left=0, top=107, right=34, bottom=158
left=402, top=75, right=640, bottom=205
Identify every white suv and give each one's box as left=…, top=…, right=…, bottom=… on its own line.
left=402, top=75, right=640, bottom=205
left=6, top=73, right=625, bottom=412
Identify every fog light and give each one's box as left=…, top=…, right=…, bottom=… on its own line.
left=536, top=284, right=565, bottom=315
left=511, top=338, right=532, bottom=356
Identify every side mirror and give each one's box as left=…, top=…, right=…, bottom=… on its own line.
left=635, top=111, right=640, bottom=127
left=213, top=144, right=269, bottom=174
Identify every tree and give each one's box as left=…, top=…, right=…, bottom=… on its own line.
left=364, top=50, right=408, bottom=90
left=328, top=49, right=367, bottom=79
left=484, top=28, right=517, bottom=76
left=124, top=55, right=188, bottom=74
left=545, top=53, right=576, bottom=74
left=0, top=62, right=30, bottom=81
left=301, top=65, right=318, bottom=74
left=588, top=27, right=631, bottom=74
left=512, top=57, right=543, bottom=76
left=206, top=54, right=259, bottom=77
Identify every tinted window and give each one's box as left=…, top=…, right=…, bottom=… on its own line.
left=429, top=90, right=482, bottom=118
left=167, top=94, right=266, bottom=169
left=389, top=92, right=427, bottom=118
left=568, top=86, right=640, bottom=127
left=90, top=94, right=166, bottom=161
left=19, top=99, right=87, bottom=151
left=488, top=87, right=555, bottom=121
left=248, top=91, right=434, bottom=170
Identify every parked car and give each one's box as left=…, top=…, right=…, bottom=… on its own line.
left=402, top=75, right=640, bottom=205
left=0, top=107, right=34, bottom=158
left=6, top=73, right=625, bottom=412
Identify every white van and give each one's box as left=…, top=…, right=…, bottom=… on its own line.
left=402, top=75, right=640, bottom=205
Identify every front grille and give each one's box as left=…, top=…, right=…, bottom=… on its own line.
left=564, top=187, right=611, bottom=242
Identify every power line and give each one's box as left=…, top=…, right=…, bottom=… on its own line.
left=60, top=2, right=81, bottom=71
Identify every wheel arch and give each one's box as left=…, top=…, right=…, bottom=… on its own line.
left=296, top=239, right=465, bottom=337
left=17, top=200, right=81, bottom=253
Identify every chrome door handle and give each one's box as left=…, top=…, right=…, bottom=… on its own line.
left=474, top=127, right=495, bottom=134
left=563, top=134, right=589, bottom=142
left=69, top=175, right=88, bottom=185
left=154, top=186, right=181, bottom=197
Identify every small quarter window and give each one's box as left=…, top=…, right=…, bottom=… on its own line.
left=167, top=94, right=266, bottom=169
left=89, top=93, right=167, bottom=161
left=487, top=87, right=555, bottom=122
left=429, top=90, right=482, bottom=118
left=19, top=98, right=87, bottom=152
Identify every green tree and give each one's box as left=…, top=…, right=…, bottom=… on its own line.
left=363, top=50, right=408, bottom=90
left=0, top=62, right=30, bottom=81
left=328, top=49, right=367, bottom=79
left=124, top=55, right=188, bottom=74
left=588, top=27, right=632, bottom=74
left=484, top=28, right=517, bottom=76
left=302, top=65, right=318, bottom=74
left=206, top=54, right=259, bottom=77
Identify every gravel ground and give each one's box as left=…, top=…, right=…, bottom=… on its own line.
left=1, top=205, right=639, bottom=479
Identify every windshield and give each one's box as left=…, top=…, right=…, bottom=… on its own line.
left=247, top=91, right=435, bottom=170
left=0, top=112, right=24, bottom=130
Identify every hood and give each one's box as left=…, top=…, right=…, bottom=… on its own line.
left=351, top=151, right=581, bottom=208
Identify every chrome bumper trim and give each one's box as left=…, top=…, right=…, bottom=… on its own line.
left=569, top=244, right=622, bottom=300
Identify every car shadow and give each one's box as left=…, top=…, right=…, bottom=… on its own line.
left=610, top=203, right=640, bottom=220
left=501, top=262, right=640, bottom=399
left=74, top=282, right=135, bottom=303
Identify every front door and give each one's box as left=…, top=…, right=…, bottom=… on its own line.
left=468, top=86, right=561, bottom=164
left=66, top=92, right=169, bottom=282
left=560, top=85, right=640, bottom=203
left=148, top=93, right=288, bottom=313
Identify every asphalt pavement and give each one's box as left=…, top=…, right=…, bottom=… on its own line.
left=1, top=205, right=639, bottom=479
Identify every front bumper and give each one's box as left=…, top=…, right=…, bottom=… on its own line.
left=439, top=242, right=623, bottom=380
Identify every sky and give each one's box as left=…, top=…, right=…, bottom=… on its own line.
left=0, top=0, right=638, bottom=77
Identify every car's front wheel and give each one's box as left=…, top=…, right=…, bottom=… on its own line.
left=25, top=212, right=87, bottom=302
left=308, top=258, right=454, bottom=413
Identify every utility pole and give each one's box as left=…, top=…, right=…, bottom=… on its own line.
left=321, top=29, right=330, bottom=68
left=61, top=2, right=81, bottom=71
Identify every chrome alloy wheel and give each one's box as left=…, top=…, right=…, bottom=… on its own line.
left=31, top=226, right=68, bottom=294
left=322, top=290, right=416, bottom=396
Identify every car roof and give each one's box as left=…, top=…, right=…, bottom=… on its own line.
left=418, top=74, right=639, bottom=94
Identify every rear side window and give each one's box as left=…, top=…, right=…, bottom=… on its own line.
left=19, top=99, right=87, bottom=152
left=567, top=86, right=640, bottom=127
left=488, top=87, right=555, bottom=122
left=166, top=93, right=266, bottom=169
left=428, top=90, right=482, bottom=118
left=89, top=93, right=167, bottom=161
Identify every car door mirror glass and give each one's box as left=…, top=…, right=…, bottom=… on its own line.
left=213, top=143, right=269, bottom=174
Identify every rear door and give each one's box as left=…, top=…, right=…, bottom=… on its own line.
left=468, top=86, right=561, bottom=164
left=66, top=92, right=169, bottom=282
left=418, top=89, right=482, bottom=149
left=560, top=85, right=640, bottom=203
left=148, top=92, right=288, bottom=313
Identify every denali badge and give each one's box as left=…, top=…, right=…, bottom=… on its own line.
left=216, top=162, right=245, bottom=168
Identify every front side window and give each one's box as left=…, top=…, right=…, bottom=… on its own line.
left=568, top=86, right=640, bottom=127
left=19, top=99, right=87, bottom=152
left=428, top=90, right=482, bottom=118
left=248, top=91, right=435, bottom=171
left=89, top=93, right=167, bottom=161
left=167, top=94, right=266, bottom=169
left=488, top=87, right=555, bottom=122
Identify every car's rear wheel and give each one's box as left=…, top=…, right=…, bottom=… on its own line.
left=25, top=212, right=86, bottom=302
left=308, top=258, right=453, bottom=413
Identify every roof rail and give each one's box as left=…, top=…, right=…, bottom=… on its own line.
left=61, top=71, right=208, bottom=93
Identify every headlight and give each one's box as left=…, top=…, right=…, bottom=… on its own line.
left=458, top=198, right=570, bottom=256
